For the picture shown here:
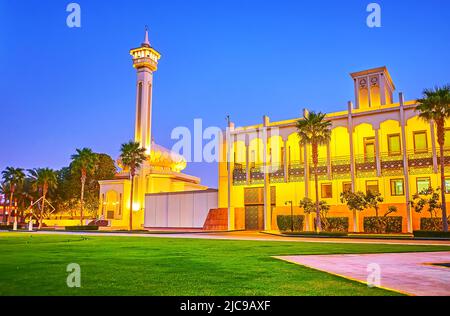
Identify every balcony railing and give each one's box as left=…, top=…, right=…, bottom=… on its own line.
left=269, top=164, right=285, bottom=183
left=288, top=160, right=305, bottom=182
left=381, top=152, right=404, bottom=176
left=308, top=158, right=329, bottom=181
left=232, top=164, right=247, bottom=185
left=355, top=155, right=377, bottom=178
left=230, top=149, right=450, bottom=186
left=331, top=156, right=351, bottom=180
left=250, top=164, right=265, bottom=185
left=408, top=149, right=434, bottom=175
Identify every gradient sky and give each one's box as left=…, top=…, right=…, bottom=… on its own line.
left=0, top=0, right=449, bottom=188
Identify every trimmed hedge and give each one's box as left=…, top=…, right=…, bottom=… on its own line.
left=65, top=226, right=99, bottom=231
left=420, top=218, right=450, bottom=231
left=281, top=231, right=348, bottom=237
left=364, top=216, right=403, bottom=234
left=414, top=230, right=450, bottom=238
left=88, top=220, right=109, bottom=227
left=323, top=217, right=349, bottom=233
left=0, top=225, right=14, bottom=230
left=277, top=215, right=304, bottom=232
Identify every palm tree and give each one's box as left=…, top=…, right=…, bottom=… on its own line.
left=0, top=183, right=10, bottom=224
left=71, top=148, right=98, bottom=225
left=119, top=141, right=147, bottom=231
left=416, top=85, right=450, bottom=232
left=296, top=111, right=332, bottom=232
left=1, top=167, right=25, bottom=225
left=28, top=168, right=58, bottom=229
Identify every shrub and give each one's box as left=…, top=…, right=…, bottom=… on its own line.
left=322, top=217, right=349, bottom=233
left=280, top=231, right=348, bottom=237
left=0, top=225, right=14, bottom=230
left=88, top=220, right=109, bottom=227
left=277, top=215, right=304, bottom=232
left=65, top=225, right=99, bottom=231
left=414, top=230, right=450, bottom=238
left=364, top=216, right=402, bottom=234
left=420, top=218, right=450, bottom=231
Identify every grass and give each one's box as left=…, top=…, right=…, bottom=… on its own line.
left=0, top=232, right=449, bottom=296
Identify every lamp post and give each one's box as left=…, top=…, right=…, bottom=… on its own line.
left=285, top=201, right=294, bottom=232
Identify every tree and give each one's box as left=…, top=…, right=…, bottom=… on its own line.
left=28, top=168, right=58, bottom=229
left=1, top=167, right=25, bottom=225
left=299, top=197, right=330, bottom=231
left=341, top=190, right=397, bottom=233
left=365, top=190, right=384, bottom=218
left=410, top=187, right=443, bottom=230
left=340, top=190, right=367, bottom=232
left=119, top=141, right=147, bottom=231
left=0, top=183, right=10, bottom=224
left=416, top=85, right=450, bottom=232
left=53, top=153, right=116, bottom=218
left=296, top=111, right=332, bottom=232
left=70, top=148, right=98, bottom=225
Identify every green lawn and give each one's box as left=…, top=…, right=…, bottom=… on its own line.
left=0, top=233, right=448, bottom=296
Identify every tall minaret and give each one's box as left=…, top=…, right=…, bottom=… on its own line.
left=130, top=27, right=161, bottom=155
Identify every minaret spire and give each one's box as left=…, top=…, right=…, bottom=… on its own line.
left=130, top=28, right=161, bottom=154
left=143, top=25, right=150, bottom=47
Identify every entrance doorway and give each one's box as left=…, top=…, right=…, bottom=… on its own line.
left=244, top=187, right=276, bottom=231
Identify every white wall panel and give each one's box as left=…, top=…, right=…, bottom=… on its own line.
left=145, top=190, right=218, bottom=228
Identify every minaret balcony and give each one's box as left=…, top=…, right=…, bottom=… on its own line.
left=132, top=57, right=158, bottom=71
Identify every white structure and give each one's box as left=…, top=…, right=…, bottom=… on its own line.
left=145, top=189, right=218, bottom=228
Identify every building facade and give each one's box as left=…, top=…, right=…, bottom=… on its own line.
left=218, top=67, right=450, bottom=233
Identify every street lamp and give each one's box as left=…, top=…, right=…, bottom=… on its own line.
left=285, top=201, right=294, bottom=232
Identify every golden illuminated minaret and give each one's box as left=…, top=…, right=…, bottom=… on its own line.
left=130, top=27, right=161, bottom=154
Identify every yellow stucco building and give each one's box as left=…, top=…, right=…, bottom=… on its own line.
left=218, top=66, right=450, bottom=233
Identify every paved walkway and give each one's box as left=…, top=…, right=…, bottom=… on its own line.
left=276, top=252, right=450, bottom=296
left=4, top=230, right=450, bottom=247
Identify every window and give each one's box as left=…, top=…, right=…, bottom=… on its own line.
left=119, top=194, right=122, bottom=215
left=250, top=150, right=256, bottom=168
left=445, top=178, right=450, bottom=194
left=366, top=180, right=379, bottom=194
left=413, top=131, right=428, bottom=153
left=364, top=137, right=376, bottom=161
left=390, top=179, right=405, bottom=196
left=387, top=134, right=401, bottom=155
left=416, top=177, right=431, bottom=194
left=321, top=183, right=333, bottom=199
left=443, top=128, right=450, bottom=149
left=287, top=146, right=291, bottom=166
left=342, top=182, right=353, bottom=193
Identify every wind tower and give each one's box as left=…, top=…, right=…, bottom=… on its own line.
left=130, top=27, right=161, bottom=155
left=350, top=66, right=395, bottom=109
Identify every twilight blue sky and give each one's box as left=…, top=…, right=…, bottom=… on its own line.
left=0, top=0, right=449, bottom=188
